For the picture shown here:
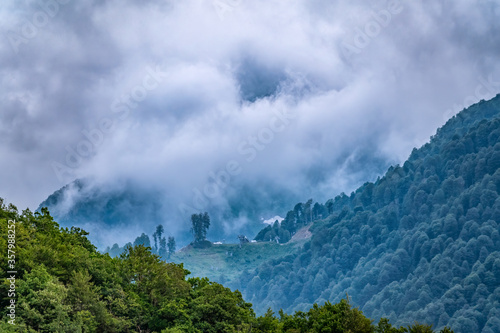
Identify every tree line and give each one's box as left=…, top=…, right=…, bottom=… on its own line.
left=105, top=211, right=212, bottom=258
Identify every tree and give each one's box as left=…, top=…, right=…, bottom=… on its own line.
left=17, top=266, right=74, bottom=331
left=153, top=231, right=158, bottom=253
left=133, top=233, right=151, bottom=248
left=107, top=243, right=123, bottom=257
left=202, top=212, right=210, bottom=237
left=152, top=225, right=165, bottom=254
left=155, top=224, right=164, bottom=241
left=294, top=202, right=304, bottom=225
left=153, top=224, right=165, bottom=255
left=167, top=236, right=176, bottom=258
left=254, top=225, right=273, bottom=242
left=0, top=198, right=449, bottom=332
left=281, top=210, right=297, bottom=233
left=304, top=199, right=313, bottom=224
left=188, top=278, right=253, bottom=332
left=254, top=308, right=280, bottom=332
left=159, top=236, right=167, bottom=258
left=326, top=199, right=334, bottom=215
left=191, top=212, right=211, bottom=243
left=280, top=299, right=373, bottom=333
left=376, top=318, right=407, bottom=333
left=312, top=202, right=324, bottom=220
left=407, top=323, right=434, bottom=333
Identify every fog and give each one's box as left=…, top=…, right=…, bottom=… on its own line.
left=1, top=0, right=500, bottom=246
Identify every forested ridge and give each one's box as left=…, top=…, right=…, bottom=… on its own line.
left=239, top=95, right=500, bottom=332
left=0, top=202, right=453, bottom=332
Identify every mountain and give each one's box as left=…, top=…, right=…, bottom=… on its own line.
left=37, top=178, right=301, bottom=249
left=233, top=95, right=500, bottom=332
left=38, top=149, right=389, bottom=251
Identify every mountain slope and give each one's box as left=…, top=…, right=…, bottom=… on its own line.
left=237, top=95, right=500, bottom=332
left=171, top=239, right=307, bottom=288
left=38, top=178, right=303, bottom=250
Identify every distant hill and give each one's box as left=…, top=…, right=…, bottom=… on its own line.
left=38, top=179, right=173, bottom=249
left=38, top=179, right=298, bottom=249
left=237, top=95, right=500, bottom=332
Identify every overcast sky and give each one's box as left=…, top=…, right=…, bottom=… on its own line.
left=1, top=0, right=500, bottom=216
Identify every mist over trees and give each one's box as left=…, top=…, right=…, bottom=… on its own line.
left=98, top=96, right=500, bottom=332
left=15, top=96, right=500, bottom=332
left=104, top=211, right=213, bottom=258
left=105, top=224, right=176, bottom=260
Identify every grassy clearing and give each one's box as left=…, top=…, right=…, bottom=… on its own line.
left=171, top=240, right=305, bottom=288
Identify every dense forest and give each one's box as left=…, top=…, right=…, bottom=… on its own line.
left=0, top=201, right=454, bottom=332
left=238, top=95, right=500, bottom=332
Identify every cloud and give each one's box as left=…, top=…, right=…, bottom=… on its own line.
left=1, top=0, right=500, bottom=246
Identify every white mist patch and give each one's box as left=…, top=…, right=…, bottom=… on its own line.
left=80, top=222, right=145, bottom=252
left=48, top=182, right=83, bottom=217
left=262, top=216, right=284, bottom=225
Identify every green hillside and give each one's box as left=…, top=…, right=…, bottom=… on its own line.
left=237, top=95, right=500, bottom=332
left=171, top=236, right=308, bottom=288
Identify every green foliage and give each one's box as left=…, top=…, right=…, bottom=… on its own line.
left=406, top=323, right=434, bottom=333
left=188, top=277, right=254, bottom=332
left=376, top=318, right=408, bottom=333
left=0, top=205, right=245, bottom=332
left=280, top=299, right=373, bottom=333
left=252, top=299, right=448, bottom=333
left=254, top=308, right=281, bottom=332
